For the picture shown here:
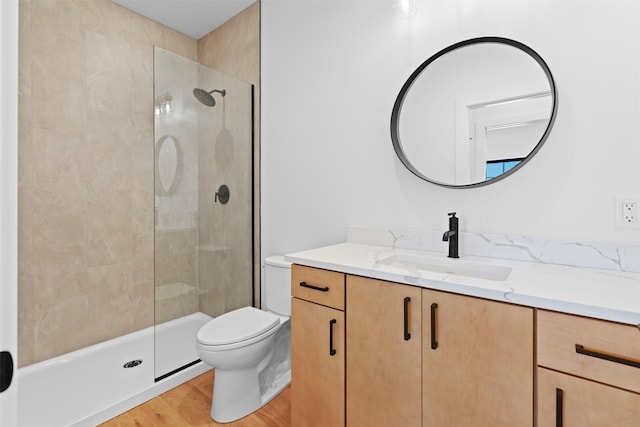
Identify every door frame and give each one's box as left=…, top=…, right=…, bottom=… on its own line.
left=0, top=0, right=19, bottom=425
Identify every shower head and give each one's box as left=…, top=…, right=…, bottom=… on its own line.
left=193, top=88, right=226, bottom=107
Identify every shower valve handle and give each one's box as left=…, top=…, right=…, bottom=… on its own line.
left=215, top=184, right=230, bottom=204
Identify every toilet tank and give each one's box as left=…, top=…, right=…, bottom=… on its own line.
left=263, top=255, right=292, bottom=316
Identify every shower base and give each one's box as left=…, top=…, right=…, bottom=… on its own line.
left=17, top=312, right=211, bottom=427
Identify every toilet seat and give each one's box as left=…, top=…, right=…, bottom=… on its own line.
left=197, top=307, right=280, bottom=350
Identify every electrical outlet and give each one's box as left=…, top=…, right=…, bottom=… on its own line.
left=622, top=202, right=637, bottom=223
left=616, top=196, right=640, bottom=228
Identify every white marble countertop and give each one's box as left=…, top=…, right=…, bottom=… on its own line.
left=285, top=242, right=640, bottom=325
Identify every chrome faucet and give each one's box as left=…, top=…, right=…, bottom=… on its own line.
left=442, top=212, right=459, bottom=258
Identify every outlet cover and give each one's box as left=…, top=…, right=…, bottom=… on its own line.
left=616, top=196, right=640, bottom=228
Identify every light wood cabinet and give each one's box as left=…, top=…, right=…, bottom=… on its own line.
left=291, top=265, right=345, bottom=427
left=537, top=309, right=640, bottom=394
left=422, top=289, right=534, bottom=427
left=537, top=310, right=640, bottom=426
left=538, top=367, right=640, bottom=426
left=346, top=275, right=422, bottom=427
left=291, top=263, right=640, bottom=427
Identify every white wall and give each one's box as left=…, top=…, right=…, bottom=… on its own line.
left=261, top=0, right=640, bottom=259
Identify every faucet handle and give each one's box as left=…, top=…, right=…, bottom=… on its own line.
left=447, top=212, right=457, bottom=218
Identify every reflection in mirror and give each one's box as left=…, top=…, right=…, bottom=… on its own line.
left=155, top=135, right=182, bottom=196
left=391, top=37, right=557, bottom=188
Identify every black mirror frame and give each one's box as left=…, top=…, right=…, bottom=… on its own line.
left=390, top=36, right=558, bottom=188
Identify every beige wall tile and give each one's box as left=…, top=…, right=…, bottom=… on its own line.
left=197, top=3, right=261, bottom=307
left=33, top=293, right=91, bottom=361
left=87, top=110, right=134, bottom=191
left=162, top=29, right=198, bottom=62
left=18, top=0, right=197, bottom=366
left=31, top=67, right=88, bottom=134
left=129, top=43, right=154, bottom=115
left=32, top=213, right=87, bottom=270
left=87, top=190, right=133, bottom=267
left=87, top=262, right=148, bottom=343
left=87, top=32, right=132, bottom=114
left=198, top=2, right=260, bottom=85
left=19, top=0, right=260, bottom=366
left=31, top=0, right=86, bottom=42
left=31, top=127, right=87, bottom=215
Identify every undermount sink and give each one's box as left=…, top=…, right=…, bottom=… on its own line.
left=376, top=253, right=512, bottom=281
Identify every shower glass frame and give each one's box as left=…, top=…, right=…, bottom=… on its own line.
left=153, top=47, right=255, bottom=381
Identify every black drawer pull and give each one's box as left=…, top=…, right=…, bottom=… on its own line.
left=299, top=281, right=329, bottom=292
left=556, top=388, right=563, bottom=427
left=430, top=303, right=438, bottom=350
left=403, top=297, right=411, bottom=341
left=329, top=319, right=337, bottom=356
left=575, top=344, right=640, bottom=369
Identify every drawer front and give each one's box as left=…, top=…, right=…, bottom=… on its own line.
left=291, top=264, right=345, bottom=310
left=537, top=310, right=640, bottom=393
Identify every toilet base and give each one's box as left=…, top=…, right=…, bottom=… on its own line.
left=203, top=318, right=292, bottom=423
left=211, top=367, right=260, bottom=423
left=210, top=367, right=291, bottom=423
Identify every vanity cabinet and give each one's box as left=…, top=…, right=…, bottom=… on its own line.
left=422, top=289, right=534, bottom=426
left=291, top=265, right=346, bottom=427
left=346, top=275, right=422, bottom=426
left=537, top=310, right=640, bottom=426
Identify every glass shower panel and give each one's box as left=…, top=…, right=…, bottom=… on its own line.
left=153, top=47, right=254, bottom=380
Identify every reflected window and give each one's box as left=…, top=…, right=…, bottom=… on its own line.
left=486, top=158, right=523, bottom=180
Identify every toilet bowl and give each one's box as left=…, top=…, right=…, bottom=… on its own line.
left=196, top=256, right=291, bottom=423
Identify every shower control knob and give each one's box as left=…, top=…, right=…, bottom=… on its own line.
left=215, top=184, right=230, bottom=204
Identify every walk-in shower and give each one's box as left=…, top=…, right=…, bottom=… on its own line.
left=193, top=88, right=226, bottom=107
left=154, top=47, right=254, bottom=381
left=16, top=47, right=255, bottom=427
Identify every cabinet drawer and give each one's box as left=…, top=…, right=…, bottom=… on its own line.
left=291, top=264, right=345, bottom=310
left=537, top=310, right=640, bottom=393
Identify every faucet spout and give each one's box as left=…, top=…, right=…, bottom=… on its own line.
left=444, top=212, right=459, bottom=258
left=442, top=230, right=456, bottom=241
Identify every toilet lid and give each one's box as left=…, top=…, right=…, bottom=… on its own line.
left=197, top=306, right=280, bottom=346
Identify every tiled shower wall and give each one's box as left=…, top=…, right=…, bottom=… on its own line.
left=198, top=2, right=262, bottom=310
left=152, top=47, right=254, bottom=324
left=19, top=0, right=259, bottom=367
left=17, top=0, right=198, bottom=367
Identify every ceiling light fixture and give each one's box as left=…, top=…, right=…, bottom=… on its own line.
left=393, top=0, right=417, bottom=19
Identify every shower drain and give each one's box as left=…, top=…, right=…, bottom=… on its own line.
left=123, top=359, right=143, bottom=368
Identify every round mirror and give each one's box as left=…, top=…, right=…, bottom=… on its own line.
left=391, top=37, right=558, bottom=188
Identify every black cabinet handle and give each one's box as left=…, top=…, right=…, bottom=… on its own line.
left=575, top=344, right=640, bottom=369
left=430, top=303, right=438, bottom=350
left=299, top=281, right=329, bottom=292
left=329, top=319, right=337, bottom=356
left=403, top=297, right=411, bottom=341
left=555, top=388, right=563, bottom=427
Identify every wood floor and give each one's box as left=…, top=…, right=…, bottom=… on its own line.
left=100, top=370, right=291, bottom=427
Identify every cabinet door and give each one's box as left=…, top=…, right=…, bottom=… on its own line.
left=422, top=289, right=534, bottom=427
left=291, top=297, right=345, bottom=427
left=346, top=275, right=422, bottom=427
left=538, top=367, right=640, bottom=426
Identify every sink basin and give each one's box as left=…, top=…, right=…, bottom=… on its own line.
left=377, top=253, right=512, bottom=281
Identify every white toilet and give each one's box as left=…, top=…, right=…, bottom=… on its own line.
left=196, top=255, right=292, bottom=423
